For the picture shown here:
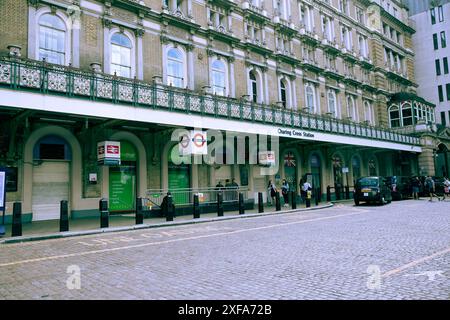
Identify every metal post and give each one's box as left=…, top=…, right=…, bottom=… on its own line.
left=291, top=191, right=297, bottom=210
left=60, top=200, right=69, bottom=232
left=136, top=197, right=144, bottom=225
left=238, top=192, right=245, bottom=215
left=345, top=185, right=350, bottom=200
left=99, top=198, right=109, bottom=228
left=193, top=194, right=200, bottom=219
left=327, top=186, right=331, bottom=202
left=275, top=192, right=281, bottom=211
left=315, top=188, right=320, bottom=206
left=217, top=192, right=224, bottom=217
left=258, top=192, right=264, bottom=213
left=11, top=202, right=22, bottom=237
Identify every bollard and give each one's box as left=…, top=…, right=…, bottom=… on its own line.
left=238, top=193, right=245, bottom=215
left=315, top=188, right=320, bottom=206
left=291, top=191, right=297, bottom=210
left=327, top=186, right=331, bottom=202
left=275, top=192, right=281, bottom=211
left=193, top=194, right=200, bottom=219
left=335, top=186, right=341, bottom=201
left=166, top=196, right=174, bottom=222
left=11, top=202, right=22, bottom=237
left=60, top=200, right=69, bottom=232
left=136, top=198, right=144, bottom=225
left=99, top=198, right=109, bottom=228
left=217, top=192, right=224, bottom=217
left=345, top=186, right=350, bottom=200
left=258, top=192, right=264, bottom=213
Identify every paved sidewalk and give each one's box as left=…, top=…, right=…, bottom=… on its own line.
left=0, top=202, right=332, bottom=244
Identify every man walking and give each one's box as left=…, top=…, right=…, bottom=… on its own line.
left=411, top=177, right=421, bottom=200
left=281, top=179, right=290, bottom=207
left=425, top=176, right=439, bottom=202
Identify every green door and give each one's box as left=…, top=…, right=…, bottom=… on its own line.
left=168, top=163, right=190, bottom=205
left=109, top=141, right=137, bottom=212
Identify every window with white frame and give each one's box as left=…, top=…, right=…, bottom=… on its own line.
left=358, top=34, right=368, bottom=58
left=280, top=79, right=287, bottom=108
left=208, top=5, right=228, bottom=32
left=167, top=47, right=186, bottom=88
left=38, top=14, right=67, bottom=65
left=355, top=6, right=365, bottom=24
left=327, top=89, right=338, bottom=118
left=249, top=70, right=259, bottom=103
left=298, top=1, right=314, bottom=31
left=364, top=100, right=374, bottom=124
left=110, top=33, right=132, bottom=78
left=305, top=84, right=316, bottom=113
left=346, top=95, right=357, bottom=121
left=211, top=59, right=227, bottom=96
left=389, top=105, right=400, bottom=127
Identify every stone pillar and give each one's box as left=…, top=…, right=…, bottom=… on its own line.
left=418, top=147, right=436, bottom=177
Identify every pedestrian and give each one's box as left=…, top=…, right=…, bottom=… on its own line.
left=425, top=176, right=439, bottom=202
left=161, top=192, right=175, bottom=217
left=442, top=177, right=450, bottom=201
left=281, top=179, right=290, bottom=207
left=269, top=180, right=278, bottom=205
left=215, top=180, right=224, bottom=200
left=267, top=180, right=273, bottom=205
left=302, top=180, right=312, bottom=202
left=411, top=176, right=421, bottom=200
left=231, top=178, right=239, bottom=200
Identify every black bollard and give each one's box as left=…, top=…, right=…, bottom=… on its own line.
left=315, top=188, right=320, bottom=206
left=291, top=191, right=297, bottom=210
left=136, top=198, right=144, bottom=225
left=11, top=202, right=22, bottom=237
left=275, top=192, right=281, bottom=211
left=239, top=192, right=245, bottom=215
left=193, top=194, right=200, bottom=219
left=166, top=196, right=174, bottom=222
left=345, top=186, right=350, bottom=200
left=99, top=198, right=109, bottom=228
left=258, top=192, right=264, bottom=213
left=217, top=192, right=224, bottom=217
left=60, top=200, right=69, bottom=232
left=335, top=186, right=341, bottom=201
left=326, top=186, right=331, bottom=202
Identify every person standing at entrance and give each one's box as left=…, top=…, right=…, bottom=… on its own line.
left=411, top=177, right=421, bottom=200
left=231, top=178, right=239, bottom=201
left=425, top=176, right=439, bottom=202
left=269, top=180, right=277, bottom=205
left=281, top=179, right=290, bottom=207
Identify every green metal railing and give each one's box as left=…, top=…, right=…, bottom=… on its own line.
left=0, top=56, right=421, bottom=146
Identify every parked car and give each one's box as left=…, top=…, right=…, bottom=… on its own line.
left=385, top=176, right=412, bottom=200
left=354, top=176, right=392, bottom=206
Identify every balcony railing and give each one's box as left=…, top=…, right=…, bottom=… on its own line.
left=0, top=56, right=421, bottom=146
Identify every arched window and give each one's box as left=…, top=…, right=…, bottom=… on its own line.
left=249, top=71, right=258, bottom=103
left=327, top=90, right=337, bottom=117
left=305, top=84, right=316, bottom=113
left=167, top=47, right=185, bottom=88
left=280, top=79, right=287, bottom=108
left=401, top=102, right=413, bottom=126
left=347, top=96, right=357, bottom=121
left=364, top=101, right=373, bottom=124
left=111, top=33, right=132, bottom=78
left=211, top=59, right=227, bottom=96
left=389, top=105, right=400, bottom=128
left=38, top=14, right=66, bottom=65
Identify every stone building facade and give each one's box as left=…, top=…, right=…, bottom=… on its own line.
left=0, top=0, right=434, bottom=221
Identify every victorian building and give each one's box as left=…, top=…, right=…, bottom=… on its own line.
left=0, top=0, right=433, bottom=221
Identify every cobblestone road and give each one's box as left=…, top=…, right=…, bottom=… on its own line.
left=0, top=200, right=449, bottom=300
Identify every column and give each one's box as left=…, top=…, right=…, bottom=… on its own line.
left=187, top=45, right=195, bottom=90
left=136, top=30, right=144, bottom=80
left=229, top=57, right=236, bottom=98
left=28, top=5, right=37, bottom=59
left=103, top=25, right=111, bottom=74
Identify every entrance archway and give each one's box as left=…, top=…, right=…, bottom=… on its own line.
left=351, top=155, right=361, bottom=184
left=436, top=144, right=449, bottom=177
left=332, top=154, right=344, bottom=199
left=283, top=151, right=298, bottom=192
left=32, top=135, right=71, bottom=221
left=310, top=153, right=322, bottom=194
left=168, top=144, right=191, bottom=204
